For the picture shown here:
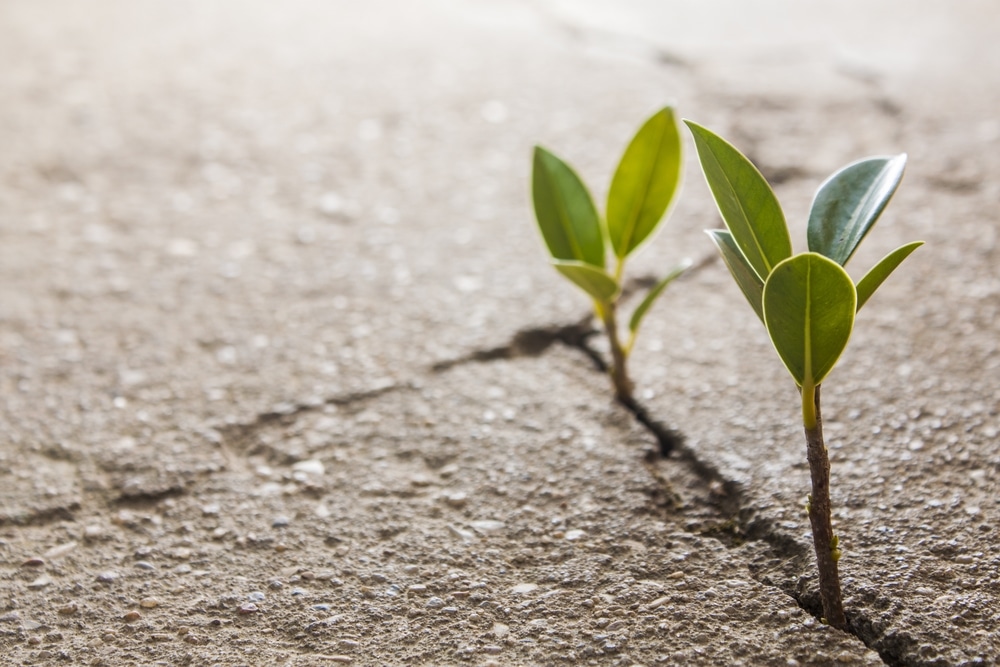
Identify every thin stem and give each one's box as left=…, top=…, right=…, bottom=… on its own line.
left=802, top=384, right=847, bottom=631
left=594, top=299, right=633, bottom=402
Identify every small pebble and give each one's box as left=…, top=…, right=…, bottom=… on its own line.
left=238, top=603, right=258, bottom=615
left=407, top=585, right=428, bottom=596
left=291, top=588, right=307, bottom=596
left=274, top=543, right=288, bottom=553
left=484, top=645, right=503, bottom=654
left=123, top=611, right=142, bottom=623
left=134, top=561, right=156, bottom=571
left=201, top=504, right=220, bottom=515
left=139, top=598, right=159, bottom=609
left=22, top=558, right=45, bottom=568
left=83, top=525, right=104, bottom=540
left=28, top=575, right=52, bottom=589
left=443, top=492, right=468, bottom=508
left=101, top=633, right=116, bottom=643
left=292, top=459, right=325, bottom=476
left=425, top=597, right=445, bottom=608
left=268, top=580, right=283, bottom=590
left=312, top=604, right=330, bottom=611
left=57, top=602, right=78, bottom=616
left=0, top=612, right=20, bottom=623
left=339, top=640, right=359, bottom=650
left=564, top=529, right=586, bottom=541
left=44, top=542, right=77, bottom=559
left=272, top=516, right=290, bottom=528
left=248, top=592, right=266, bottom=602
left=511, top=583, right=537, bottom=594
left=96, top=572, right=118, bottom=583
left=470, top=520, right=505, bottom=534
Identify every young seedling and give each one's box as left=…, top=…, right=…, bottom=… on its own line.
left=686, top=120, right=922, bottom=630
left=531, top=107, right=689, bottom=412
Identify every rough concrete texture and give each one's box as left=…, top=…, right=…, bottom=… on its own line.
left=0, top=1, right=996, bottom=665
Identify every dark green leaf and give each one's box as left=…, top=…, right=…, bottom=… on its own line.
left=856, top=241, right=923, bottom=311
left=628, top=259, right=692, bottom=334
left=763, top=253, right=856, bottom=388
left=807, top=154, right=907, bottom=266
left=607, top=107, right=683, bottom=259
left=532, top=146, right=605, bottom=268
left=685, top=120, right=791, bottom=279
left=552, top=260, right=620, bottom=302
left=706, top=229, right=765, bottom=322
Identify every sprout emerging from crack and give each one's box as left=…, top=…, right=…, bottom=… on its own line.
left=530, top=107, right=689, bottom=407
left=686, top=119, right=922, bottom=631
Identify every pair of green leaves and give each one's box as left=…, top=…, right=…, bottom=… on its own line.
left=687, top=121, right=922, bottom=391
left=531, top=107, right=686, bottom=334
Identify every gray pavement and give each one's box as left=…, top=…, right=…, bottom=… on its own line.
left=0, top=1, right=997, bottom=665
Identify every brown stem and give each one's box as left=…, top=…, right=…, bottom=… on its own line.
left=803, top=385, right=847, bottom=630
left=598, top=301, right=634, bottom=403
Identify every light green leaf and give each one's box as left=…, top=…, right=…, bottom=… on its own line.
left=684, top=120, right=791, bottom=279
left=706, top=229, right=765, bottom=323
left=763, top=253, right=857, bottom=388
left=532, top=146, right=605, bottom=268
left=628, top=259, right=692, bottom=334
left=552, top=260, right=620, bottom=302
left=856, top=241, right=923, bottom=311
left=808, top=154, right=907, bottom=266
left=607, top=107, right=683, bottom=259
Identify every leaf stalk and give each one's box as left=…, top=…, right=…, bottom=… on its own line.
left=594, top=299, right=634, bottom=402
left=802, top=385, right=847, bottom=631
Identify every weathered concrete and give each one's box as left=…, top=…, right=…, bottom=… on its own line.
left=0, top=1, right=996, bottom=665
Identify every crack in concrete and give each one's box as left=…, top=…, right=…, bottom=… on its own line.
left=443, top=310, right=913, bottom=665
left=216, top=382, right=406, bottom=460
left=0, top=502, right=80, bottom=527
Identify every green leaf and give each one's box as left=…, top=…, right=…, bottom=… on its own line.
left=706, top=229, right=765, bottom=323
left=532, top=146, right=605, bottom=268
left=684, top=120, right=791, bottom=279
left=856, top=241, right=923, bottom=311
left=552, top=260, right=620, bottom=302
left=807, top=154, right=907, bottom=266
left=607, top=107, right=683, bottom=259
left=628, top=259, right=692, bottom=334
left=762, top=253, right=857, bottom=388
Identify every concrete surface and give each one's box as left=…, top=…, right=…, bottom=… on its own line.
left=0, top=1, right=997, bottom=665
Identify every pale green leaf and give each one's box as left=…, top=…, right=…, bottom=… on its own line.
left=856, top=241, right=923, bottom=311
left=685, top=120, right=791, bottom=279
left=706, top=229, right=765, bottom=323
left=628, top=259, right=692, bottom=334
left=808, top=154, right=907, bottom=266
left=607, top=107, right=683, bottom=259
left=763, top=253, right=857, bottom=387
left=552, top=260, right=620, bottom=302
left=532, top=146, right=605, bottom=268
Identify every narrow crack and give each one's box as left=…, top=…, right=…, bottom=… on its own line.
left=431, top=314, right=599, bottom=372
left=0, top=503, right=79, bottom=527
left=217, top=382, right=406, bottom=457
left=439, top=311, right=909, bottom=665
